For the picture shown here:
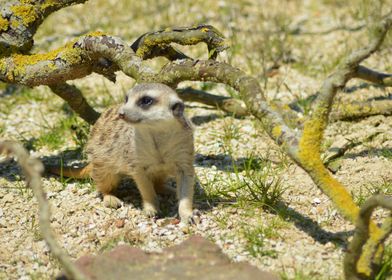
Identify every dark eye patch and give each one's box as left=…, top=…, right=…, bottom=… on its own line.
left=171, top=102, right=184, bottom=117
left=137, top=96, right=155, bottom=109
left=125, top=95, right=128, bottom=103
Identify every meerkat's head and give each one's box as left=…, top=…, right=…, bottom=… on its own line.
left=118, top=83, right=186, bottom=125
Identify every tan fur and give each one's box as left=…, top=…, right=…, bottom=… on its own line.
left=48, top=164, right=92, bottom=179
left=58, top=83, right=196, bottom=222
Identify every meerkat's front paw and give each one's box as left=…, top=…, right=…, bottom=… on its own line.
left=180, top=208, right=200, bottom=225
left=103, top=195, right=122, bottom=209
left=143, top=202, right=159, bottom=218
left=186, top=209, right=201, bottom=225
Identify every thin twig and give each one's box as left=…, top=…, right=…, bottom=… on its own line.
left=0, top=141, right=86, bottom=280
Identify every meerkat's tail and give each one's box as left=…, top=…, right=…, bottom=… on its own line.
left=46, top=163, right=92, bottom=179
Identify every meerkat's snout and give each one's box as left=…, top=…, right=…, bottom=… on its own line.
left=118, top=109, right=125, bottom=119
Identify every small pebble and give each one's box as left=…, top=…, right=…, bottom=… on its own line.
left=170, top=218, right=180, bottom=225
left=115, top=219, right=125, bottom=228
left=313, top=198, right=321, bottom=205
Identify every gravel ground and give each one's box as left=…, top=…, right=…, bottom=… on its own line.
left=1, top=1, right=392, bottom=279
left=1, top=86, right=391, bottom=279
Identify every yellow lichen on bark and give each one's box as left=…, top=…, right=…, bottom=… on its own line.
left=298, top=116, right=384, bottom=276
left=40, top=0, right=58, bottom=10
left=357, top=226, right=384, bottom=276
left=1, top=32, right=108, bottom=82
left=0, top=17, right=9, bottom=32
left=10, top=4, right=37, bottom=27
left=298, top=117, right=360, bottom=221
left=342, top=103, right=371, bottom=115
left=0, top=43, right=83, bottom=82
left=272, top=125, right=282, bottom=139
left=85, top=31, right=106, bottom=37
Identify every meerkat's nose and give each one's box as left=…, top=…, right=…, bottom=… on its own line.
left=118, top=107, right=125, bottom=119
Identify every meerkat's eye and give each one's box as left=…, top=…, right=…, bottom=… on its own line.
left=137, top=96, right=155, bottom=109
left=124, top=95, right=128, bottom=103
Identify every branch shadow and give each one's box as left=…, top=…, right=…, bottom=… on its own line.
left=194, top=152, right=351, bottom=246
left=274, top=202, right=352, bottom=246
left=343, top=147, right=392, bottom=160
left=195, top=185, right=352, bottom=246
left=288, top=85, right=392, bottom=115
left=194, top=153, right=282, bottom=172
left=0, top=158, right=23, bottom=182
left=342, top=83, right=392, bottom=95
left=0, top=146, right=86, bottom=183
left=191, top=113, right=220, bottom=126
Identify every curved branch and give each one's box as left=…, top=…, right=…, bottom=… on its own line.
left=0, top=25, right=230, bottom=86
left=0, top=29, right=229, bottom=124
left=344, top=195, right=392, bottom=280
left=131, top=24, right=228, bottom=60
left=177, top=87, right=248, bottom=116
left=0, top=141, right=86, bottom=280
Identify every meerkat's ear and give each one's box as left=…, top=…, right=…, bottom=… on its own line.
left=171, top=101, right=185, bottom=117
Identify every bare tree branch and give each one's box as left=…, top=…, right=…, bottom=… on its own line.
left=179, top=87, right=392, bottom=121
left=49, top=83, right=100, bottom=124
left=353, top=65, right=392, bottom=86
left=131, top=24, right=228, bottom=60
left=0, top=24, right=229, bottom=84
left=331, top=99, right=392, bottom=121
left=0, top=141, right=86, bottom=280
left=177, top=87, right=248, bottom=116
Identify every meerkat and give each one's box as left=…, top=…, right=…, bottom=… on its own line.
left=51, top=83, right=196, bottom=223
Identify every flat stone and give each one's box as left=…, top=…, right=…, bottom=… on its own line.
left=57, top=235, right=279, bottom=280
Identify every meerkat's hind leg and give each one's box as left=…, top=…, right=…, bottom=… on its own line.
left=132, top=173, right=159, bottom=217
left=91, top=165, right=122, bottom=209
